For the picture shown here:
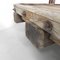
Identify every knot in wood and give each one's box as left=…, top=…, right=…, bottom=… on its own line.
left=44, top=20, right=53, bottom=34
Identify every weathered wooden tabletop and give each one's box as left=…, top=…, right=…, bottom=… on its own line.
left=14, top=3, right=60, bottom=45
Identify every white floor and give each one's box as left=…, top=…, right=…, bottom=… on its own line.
left=0, top=22, right=60, bottom=60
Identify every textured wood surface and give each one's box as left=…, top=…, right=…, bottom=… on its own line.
left=26, top=22, right=54, bottom=48
left=14, top=3, right=60, bottom=46
left=14, top=4, right=60, bottom=23
left=49, top=0, right=55, bottom=4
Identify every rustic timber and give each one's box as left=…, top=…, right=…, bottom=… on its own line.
left=26, top=22, right=54, bottom=48
left=14, top=1, right=60, bottom=47
left=14, top=4, right=60, bottom=23
left=14, top=12, right=24, bottom=23
left=49, top=0, right=55, bottom=4
left=15, top=4, right=60, bottom=45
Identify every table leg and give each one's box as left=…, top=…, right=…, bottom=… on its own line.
left=14, top=12, right=24, bottom=23
left=25, top=22, right=54, bottom=48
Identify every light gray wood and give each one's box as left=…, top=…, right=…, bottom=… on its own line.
left=21, top=10, right=60, bottom=45
left=14, top=4, right=60, bottom=46
left=14, top=4, right=60, bottom=23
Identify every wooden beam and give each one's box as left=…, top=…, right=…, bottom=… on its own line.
left=14, top=4, right=60, bottom=46
left=26, top=22, right=54, bottom=48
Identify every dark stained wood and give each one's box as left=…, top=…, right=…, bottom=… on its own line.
left=14, top=3, right=60, bottom=47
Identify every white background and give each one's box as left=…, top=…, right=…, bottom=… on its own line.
left=0, top=0, right=60, bottom=60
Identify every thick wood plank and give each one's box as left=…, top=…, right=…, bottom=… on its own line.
left=26, top=22, right=54, bottom=48
left=14, top=12, right=24, bottom=23
left=14, top=4, right=60, bottom=45
left=14, top=4, right=60, bottom=23
left=21, top=10, right=60, bottom=44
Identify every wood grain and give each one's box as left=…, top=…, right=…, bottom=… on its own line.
left=14, top=4, right=60, bottom=46
left=26, top=22, right=54, bottom=48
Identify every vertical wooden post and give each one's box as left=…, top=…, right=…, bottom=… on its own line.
left=14, top=12, right=24, bottom=23
left=26, top=22, right=54, bottom=48
left=49, top=0, right=55, bottom=4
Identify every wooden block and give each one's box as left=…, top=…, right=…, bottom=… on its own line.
left=14, top=12, right=24, bottom=23
left=25, top=22, right=54, bottom=48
